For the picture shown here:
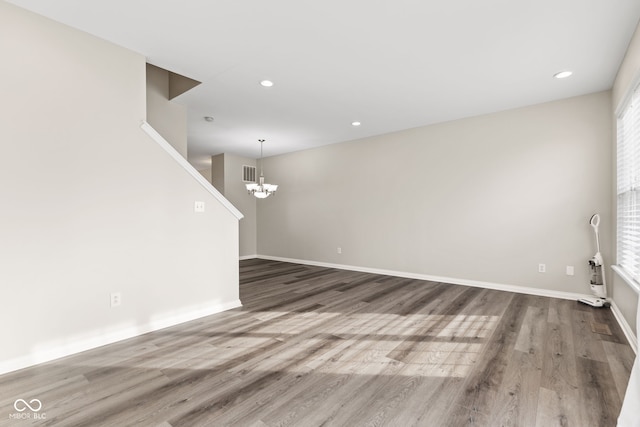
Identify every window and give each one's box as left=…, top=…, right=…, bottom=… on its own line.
left=616, top=81, right=640, bottom=286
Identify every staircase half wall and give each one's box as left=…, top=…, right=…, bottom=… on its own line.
left=0, top=2, right=242, bottom=374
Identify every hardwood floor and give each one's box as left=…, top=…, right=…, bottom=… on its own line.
left=0, top=259, right=634, bottom=426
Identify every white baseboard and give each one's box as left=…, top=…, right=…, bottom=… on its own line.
left=257, top=255, right=592, bottom=301
left=257, top=255, right=639, bottom=350
left=239, top=254, right=259, bottom=260
left=0, top=299, right=242, bottom=376
left=611, top=300, right=638, bottom=354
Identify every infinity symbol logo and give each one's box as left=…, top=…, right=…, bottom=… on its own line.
left=14, top=399, right=42, bottom=412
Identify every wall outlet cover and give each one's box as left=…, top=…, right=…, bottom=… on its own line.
left=110, top=292, right=122, bottom=308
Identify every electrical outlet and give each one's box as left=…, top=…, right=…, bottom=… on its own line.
left=110, top=292, right=122, bottom=308
left=337, top=247, right=342, bottom=254
left=538, top=264, right=546, bottom=273
left=194, top=201, right=205, bottom=213
left=566, top=266, right=575, bottom=276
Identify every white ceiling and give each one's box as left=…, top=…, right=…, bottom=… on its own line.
left=9, top=0, right=640, bottom=170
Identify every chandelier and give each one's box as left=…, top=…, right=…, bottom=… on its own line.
left=246, top=139, right=278, bottom=199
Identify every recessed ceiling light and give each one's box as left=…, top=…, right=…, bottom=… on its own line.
left=204, top=116, right=214, bottom=122
left=351, top=121, right=361, bottom=126
left=553, top=71, right=573, bottom=79
left=260, top=80, right=274, bottom=87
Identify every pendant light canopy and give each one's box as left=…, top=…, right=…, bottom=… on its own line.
left=246, top=139, right=278, bottom=198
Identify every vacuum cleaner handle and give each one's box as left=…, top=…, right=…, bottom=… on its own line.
left=589, top=213, right=602, bottom=261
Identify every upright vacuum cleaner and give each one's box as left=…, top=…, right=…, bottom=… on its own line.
left=578, top=213, right=609, bottom=308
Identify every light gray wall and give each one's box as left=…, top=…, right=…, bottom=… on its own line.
left=146, top=63, right=188, bottom=158
left=258, top=91, right=612, bottom=295
left=0, top=2, right=239, bottom=372
left=211, top=154, right=258, bottom=257
left=611, top=21, right=640, bottom=336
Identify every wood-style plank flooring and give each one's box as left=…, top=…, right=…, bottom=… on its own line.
left=0, top=259, right=634, bottom=426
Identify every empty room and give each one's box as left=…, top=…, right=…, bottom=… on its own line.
left=2, top=1, right=640, bottom=426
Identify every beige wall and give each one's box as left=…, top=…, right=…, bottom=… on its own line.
left=211, top=154, right=257, bottom=257
left=0, top=2, right=239, bottom=372
left=258, top=91, right=612, bottom=296
left=611, top=22, right=640, bottom=336
left=613, top=23, right=640, bottom=112
left=224, top=154, right=258, bottom=257
left=146, top=63, right=188, bottom=158
left=211, top=154, right=225, bottom=192
left=197, top=167, right=212, bottom=183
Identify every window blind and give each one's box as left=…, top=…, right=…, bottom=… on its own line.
left=617, top=83, right=640, bottom=285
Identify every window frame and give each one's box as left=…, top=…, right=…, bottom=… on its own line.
left=615, top=74, right=640, bottom=293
